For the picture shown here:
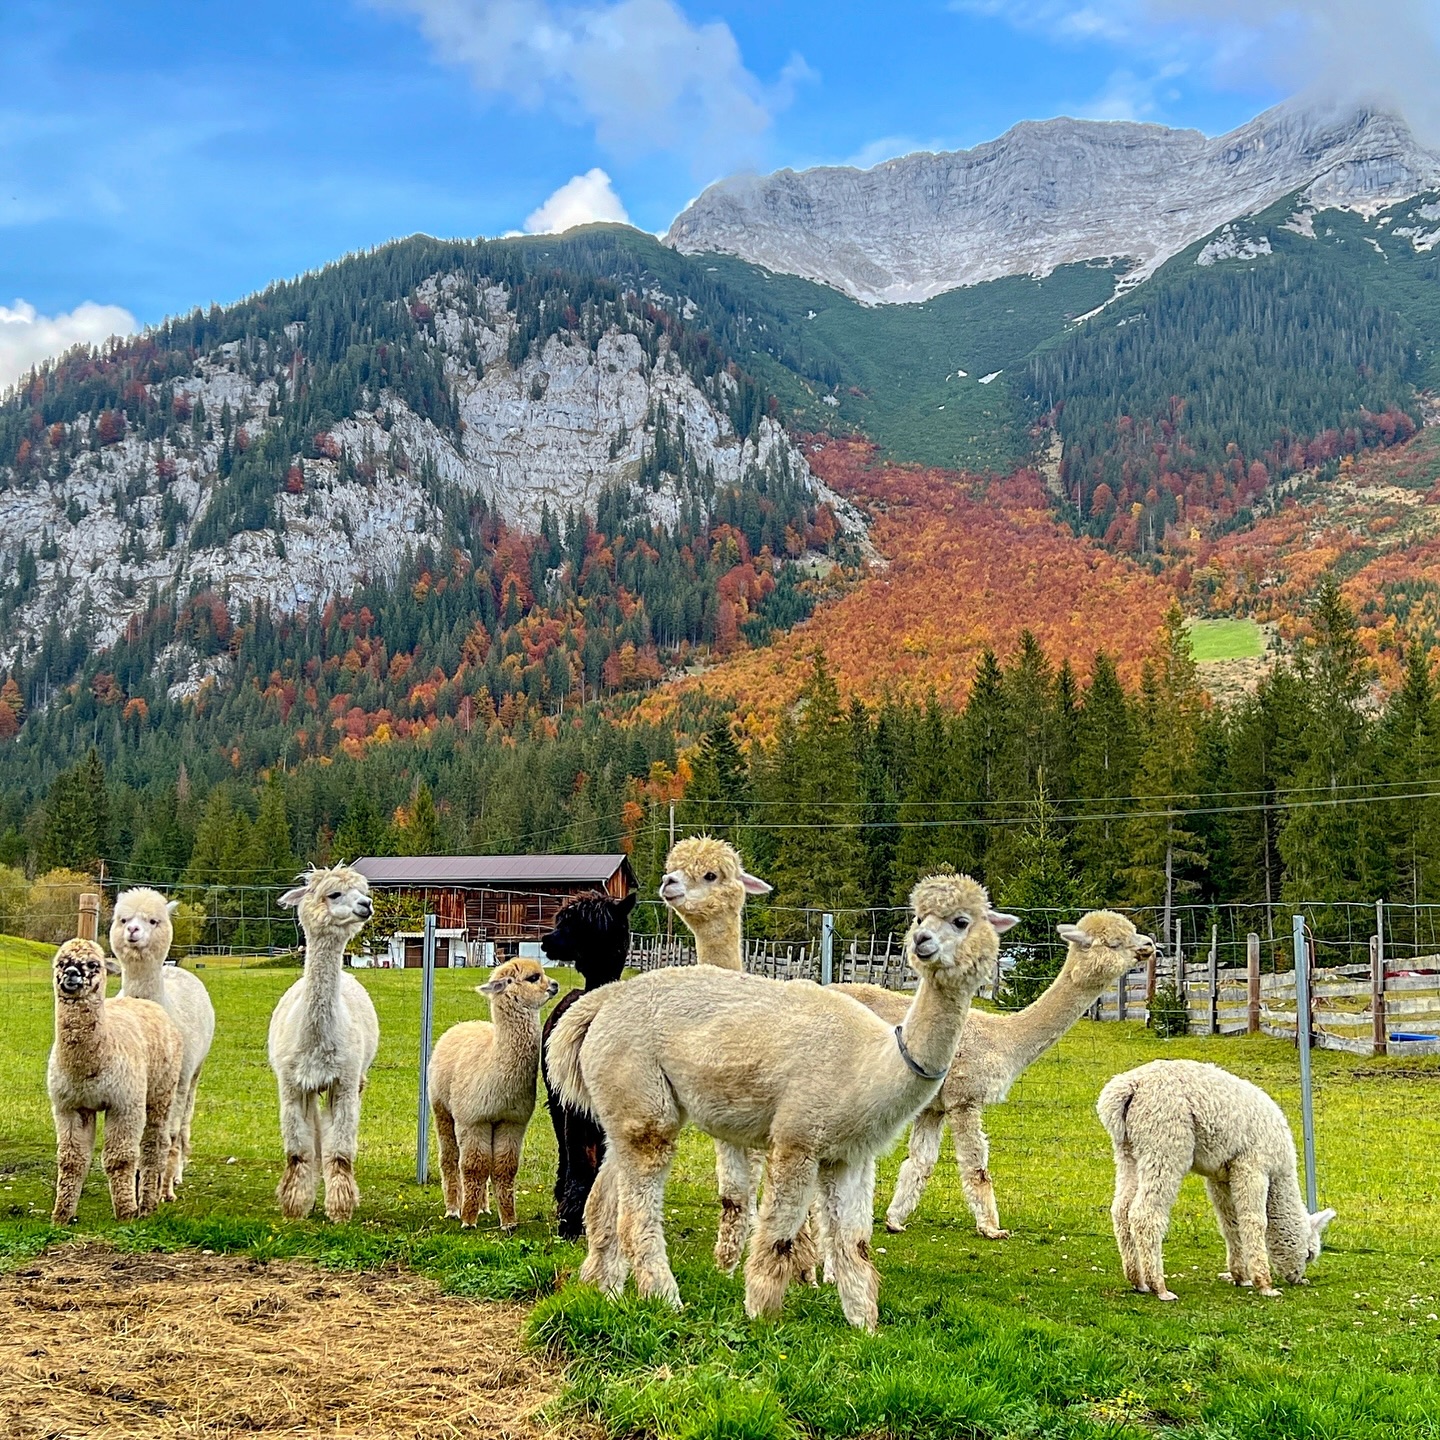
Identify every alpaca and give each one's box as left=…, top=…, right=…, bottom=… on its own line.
left=268, top=865, right=378, bottom=1222
left=836, top=910, right=1155, bottom=1238
left=110, top=886, right=216, bottom=1200
left=539, top=890, right=637, bottom=1237
left=1097, top=1059, right=1336, bottom=1300
left=659, top=835, right=773, bottom=1275
left=549, top=871, right=1014, bottom=1330
left=47, top=938, right=183, bottom=1222
left=430, top=958, right=559, bottom=1229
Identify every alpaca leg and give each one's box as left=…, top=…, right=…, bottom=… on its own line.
left=579, top=1153, right=629, bottom=1295
left=744, top=1145, right=819, bottom=1321
left=714, top=1140, right=758, bottom=1275
left=613, top=1129, right=681, bottom=1306
left=175, top=1065, right=203, bottom=1186
left=821, top=1160, right=881, bottom=1332
left=558, top=1110, right=606, bottom=1240
left=548, top=1088, right=572, bottom=1224
left=1227, top=1161, right=1277, bottom=1296
left=1110, top=1148, right=1143, bottom=1291
left=320, top=1081, right=363, bottom=1223
left=459, top=1124, right=494, bottom=1227
left=885, top=1107, right=945, bottom=1234
left=276, top=1082, right=319, bottom=1219
left=102, top=1103, right=144, bottom=1222
left=435, top=1105, right=462, bottom=1219
left=1127, top=1160, right=1186, bottom=1301
left=492, top=1121, right=525, bottom=1231
left=138, top=1088, right=175, bottom=1217
left=1206, top=1178, right=1246, bottom=1284
left=952, top=1106, right=1007, bottom=1239
left=52, top=1108, right=96, bottom=1224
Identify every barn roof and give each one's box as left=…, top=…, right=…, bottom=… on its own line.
left=354, top=854, right=632, bottom=887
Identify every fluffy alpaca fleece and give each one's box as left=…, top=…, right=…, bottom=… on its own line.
left=540, top=890, right=638, bottom=1237
left=549, top=870, right=1013, bottom=1330
left=268, top=866, right=378, bottom=1223
left=836, top=910, right=1155, bottom=1238
left=660, top=836, right=774, bottom=1275
left=110, top=887, right=217, bottom=1199
left=430, top=958, right=559, bottom=1229
left=1097, top=1059, right=1336, bottom=1300
left=47, top=938, right=183, bottom=1222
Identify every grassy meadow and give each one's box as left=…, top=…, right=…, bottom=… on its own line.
left=1186, top=618, right=1265, bottom=664
left=4, top=932, right=1440, bottom=1438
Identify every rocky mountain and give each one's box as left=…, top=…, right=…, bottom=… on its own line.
left=666, top=104, right=1440, bottom=303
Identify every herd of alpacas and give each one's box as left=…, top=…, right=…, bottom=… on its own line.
left=45, top=841, right=1336, bottom=1330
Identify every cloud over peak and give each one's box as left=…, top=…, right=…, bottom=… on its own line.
left=524, top=168, right=630, bottom=232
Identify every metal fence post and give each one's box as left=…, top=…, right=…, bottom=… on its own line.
left=1371, top=909, right=1387, bottom=1058
left=1292, top=914, right=1318, bottom=1212
left=416, top=912, right=437, bottom=1186
left=820, top=912, right=834, bottom=985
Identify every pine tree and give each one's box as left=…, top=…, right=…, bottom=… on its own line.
left=335, top=787, right=390, bottom=859
left=39, top=748, right=109, bottom=873
left=958, top=650, right=1006, bottom=878
left=1071, top=652, right=1138, bottom=896
left=403, top=781, right=444, bottom=856
left=679, top=715, right=750, bottom=841
left=892, top=699, right=974, bottom=902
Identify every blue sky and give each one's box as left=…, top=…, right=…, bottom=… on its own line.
left=2, top=0, right=1434, bottom=383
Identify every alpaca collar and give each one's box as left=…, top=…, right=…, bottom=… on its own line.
left=894, top=1025, right=948, bottom=1081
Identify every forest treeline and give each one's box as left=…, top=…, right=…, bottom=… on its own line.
left=6, top=582, right=1440, bottom=960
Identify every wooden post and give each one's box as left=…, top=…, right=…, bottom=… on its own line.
left=77, top=893, right=100, bottom=943
left=1116, top=971, right=1127, bottom=1022
left=1208, top=925, right=1219, bottom=1035
left=1246, top=933, right=1261, bottom=1034
left=1145, top=946, right=1157, bottom=1005
left=1371, top=932, right=1387, bottom=1058
left=1173, top=916, right=1184, bottom=1013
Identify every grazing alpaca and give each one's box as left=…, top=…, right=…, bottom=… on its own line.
left=1098, top=1059, right=1336, bottom=1300
left=47, top=939, right=183, bottom=1222
left=539, top=890, right=637, bottom=1238
left=659, top=835, right=774, bottom=1275
left=430, top=958, right=559, bottom=1229
left=110, top=887, right=216, bottom=1200
left=550, top=871, right=1013, bottom=1330
left=268, top=866, right=377, bottom=1222
left=837, top=909, right=1155, bottom=1237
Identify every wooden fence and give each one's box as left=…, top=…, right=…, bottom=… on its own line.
left=626, top=932, right=921, bottom=989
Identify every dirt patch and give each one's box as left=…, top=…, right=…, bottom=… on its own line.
left=0, top=1244, right=580, bottom=1439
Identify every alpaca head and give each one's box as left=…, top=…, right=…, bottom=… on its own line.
left=1273, top=1205, right=1337, bottom=1284
left=477, top=957, right=559, bottom=1013
left=110, top=887, right=177, bottom=964
left=905, top=870, right=1018, bottom=993
left=1054, top=911, right=1156, bottom=991
left=280, top=865, right=373, bottom=941
left=541, top=890, right=637, bottom=986
left=53, top=937, right=117, bottom=1003
left=660, top=836, right=770, bottom=933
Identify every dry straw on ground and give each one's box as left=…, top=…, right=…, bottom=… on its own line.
left=0, top=1243, right=576, bottom=1439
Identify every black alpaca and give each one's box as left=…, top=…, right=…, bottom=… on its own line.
left=540, top=889, right=637, bottom=1238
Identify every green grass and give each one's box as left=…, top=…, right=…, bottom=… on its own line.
left=5, top=937, right=1440, bottom=1437
left=1188, top=618, right=1265, bottom=663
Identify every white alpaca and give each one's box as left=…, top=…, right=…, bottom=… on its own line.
left=430, top=958, right=559, bottom=1230
left=1097, top=1059, right=1336, bottom=1300
left=837, top=909, right=1155, bottom=1238
left=268, top=865, right=378, bottom=1223
left=550, top=871, right=1014, bottom=1330
left=110, top=887, right=216, bottom=1200
left=48, top=939, right=183, bottom=1222
left=658, top=835, right=773, bottom=1275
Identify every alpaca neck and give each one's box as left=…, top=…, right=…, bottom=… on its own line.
left=582, top=958, right=627, bottom=993
left=492, top=1003, right=542, bottom=1063
left=690, top=911, right=744, bottom=971
left=54, top=994, right=110, bottom=1070
left=301, top=927, right=349, bottom=1031
left=117, top=946, right=166, bottom=1005
left=990, top=952, right=1107, bottom=1076
left=896, top=971, right=971, bottom=1081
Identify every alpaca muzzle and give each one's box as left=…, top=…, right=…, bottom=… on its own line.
left=58, top=966, right=87, bottom=995
left=912, top=931, right=939, bottom=960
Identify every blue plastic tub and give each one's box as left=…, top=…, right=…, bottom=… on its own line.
left=1388, top=1032, right=1439, bottom=1042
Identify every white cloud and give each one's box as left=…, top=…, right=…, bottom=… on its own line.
left=0, top=299, right=137, bottom=393
left=1080, top=62, right=1187, bottom=121
left=379, top=0, right=805, bottom=174
left=524, top=167, right=631, bottom=232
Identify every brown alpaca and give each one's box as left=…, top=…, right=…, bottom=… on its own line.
left=47, top=939, right=183, bottom=1223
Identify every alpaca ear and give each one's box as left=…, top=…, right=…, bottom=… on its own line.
left=166, top=900, right=181, bottom=916
left=618, top=891, right=639, bottom=916
left=1311, top=1207, right=1336, bottom=1235
left=279, top=886, right=309, bottom=909
left=1056, top=923, right=1091, bottom=948
left=477, top=978, right=505, bottom=996
left=987, top=910, right=1020, bottom=934
left=104, top=957, right=121, bottom=976
left=740, top=870, right=772, bottom=895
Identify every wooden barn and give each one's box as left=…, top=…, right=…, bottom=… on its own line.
left=354, top=854, right=638, bottom=965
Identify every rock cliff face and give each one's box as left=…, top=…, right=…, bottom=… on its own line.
left=0, top=271, right=857, bottom=668
left=666, top=104, right=1440, bottom=303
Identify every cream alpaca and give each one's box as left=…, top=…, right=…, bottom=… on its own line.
left=1098, top=1059, right=1336, bottom=1300
left=110, top=887, right=216, bottom=1199
left=268, top=865, right=378, bottom=1222
left=660, top=835, right=773, bottom=1275
left=47, top=938, right=183, bottom=1222
left=550, top=871, right=1013, bottom=1330
left=430, top=958, right=559, bottom=1229
left=838, top=909, right=1155, bottom=1237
